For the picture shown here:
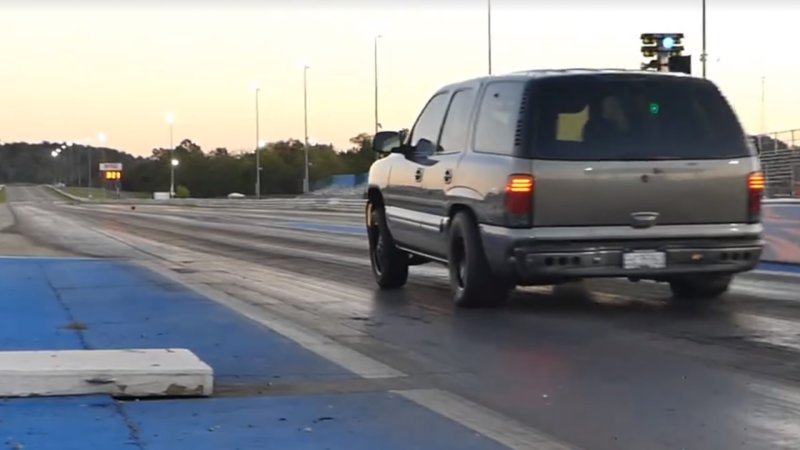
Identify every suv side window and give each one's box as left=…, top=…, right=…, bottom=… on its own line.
left=473, top=81, right=525, bottom=155
left=410, top=92, right=450, bottom=148
left=438, top=88, right=476, bottom=153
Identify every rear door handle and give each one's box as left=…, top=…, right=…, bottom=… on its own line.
left=443, top=169, right=453, bottom=184
left=415, top=168, right=424, bottom=182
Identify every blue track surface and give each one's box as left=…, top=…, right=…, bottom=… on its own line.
left=4, top=258, right=353, bottom=384
left=0, top=257, right=509, bottom=449
left=0, top=261, right=82, bottom=350
left=757, top=261, right=800, bottom=275
left=0, top=392, right=507, bottom=450
left=0, top=396, right=132, bottom=450
left=125, top=393, right=506, bottom=450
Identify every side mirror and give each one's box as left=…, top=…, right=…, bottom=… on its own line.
left=372, top=131, right=402, bottom=154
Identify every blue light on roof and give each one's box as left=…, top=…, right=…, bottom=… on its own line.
left=662, top=36, right=675, bottom=49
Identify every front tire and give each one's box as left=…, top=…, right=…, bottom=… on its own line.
left=448, top=212, right=511, bottom=308
left=669, top=274, right=732, bottom=301
left=367, top=203, right=408, bottom=289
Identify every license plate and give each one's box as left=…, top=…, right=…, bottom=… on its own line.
left=623, top=251, right=666, bottom=269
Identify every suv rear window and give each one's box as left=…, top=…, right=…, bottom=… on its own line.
left=530, top=75, right=750, bottom=161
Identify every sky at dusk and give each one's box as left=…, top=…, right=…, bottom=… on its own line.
left=0, top=0, right=796, bottom=156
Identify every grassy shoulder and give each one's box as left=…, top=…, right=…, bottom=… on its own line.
left=0, top=187, right=6, bottom=204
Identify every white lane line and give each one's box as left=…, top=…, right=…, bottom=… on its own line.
left=137, top=259, right=406, bottom=380
left=395, top=389, right=581, bottom=450
left=747, top=268, right=800, bottom=281
left=742, top=380, right=800, bottom=448
left=731, top=278, right=800, bottom=303
left=733, top=313, right=800, bottom=352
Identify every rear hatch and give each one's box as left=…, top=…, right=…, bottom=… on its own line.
left=526, top=73, right=757, bottom=228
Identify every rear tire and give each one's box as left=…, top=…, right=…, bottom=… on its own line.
left=448, top=212, right=512, bottom=308
left=367, top=203, right=409, bottom=289
left=669, top=274, right=731, bottom=301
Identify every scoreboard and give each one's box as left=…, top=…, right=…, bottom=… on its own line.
left=99, top=163, right=123, bottom=196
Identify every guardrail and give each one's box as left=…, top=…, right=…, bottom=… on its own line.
left=756, top=129, right=800, bottom=198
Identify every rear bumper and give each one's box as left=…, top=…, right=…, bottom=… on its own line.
left=480, top=223, right=765, bottom=283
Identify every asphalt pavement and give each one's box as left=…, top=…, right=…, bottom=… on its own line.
left=5, top=185, right=800, bottom=450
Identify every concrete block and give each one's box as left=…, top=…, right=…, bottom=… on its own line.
left=0, top=348, right=213, bottom=398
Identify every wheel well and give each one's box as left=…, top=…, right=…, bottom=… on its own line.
left=367, top=187, right=384, bottom=209
left=447, top=204, right=477, bottom=230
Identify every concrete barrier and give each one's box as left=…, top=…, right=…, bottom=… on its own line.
left=0, top=348, right=213, bottom=398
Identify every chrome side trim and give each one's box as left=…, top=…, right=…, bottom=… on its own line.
left=385, top=206, right=445, bottom=232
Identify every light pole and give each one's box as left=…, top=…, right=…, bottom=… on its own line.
left=254, top=86, right=262, bottom=199
left=303, top=65, right=310, bottom=194
left=60, top=143, right=68, bottom=185
left=701, top=0, right=707, bottom=78
left=171, top=158, right=179, bottom=198
left=374, top=35, right=381, bottom=136
left=166, top=113, right=175, bottom=197
left=487, top=0, right=493, bottom=75
left=51, top=149, right=59, bottom=185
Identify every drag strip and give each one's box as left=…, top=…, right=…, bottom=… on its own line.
left=8, top=190, right=800, bottom=450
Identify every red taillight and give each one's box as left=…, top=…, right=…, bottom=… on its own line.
left=748, top=171, right=764, bottom=222
left=505, top=175, right=534, bottom=223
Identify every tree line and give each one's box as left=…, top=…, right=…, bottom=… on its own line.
left=0, top=133, right=377, bottom=197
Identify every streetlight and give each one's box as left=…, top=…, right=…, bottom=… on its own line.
left=374, top=35, right=381, bottom=136
left=60, top=143, right=70, bottom=186
left=252, top=84, right=262, bottom=199
left=170, top=158, right=179, bottom=198
left=302, top=64, right=310, bottom=194
left=51, top=149, right=60, bottom=185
